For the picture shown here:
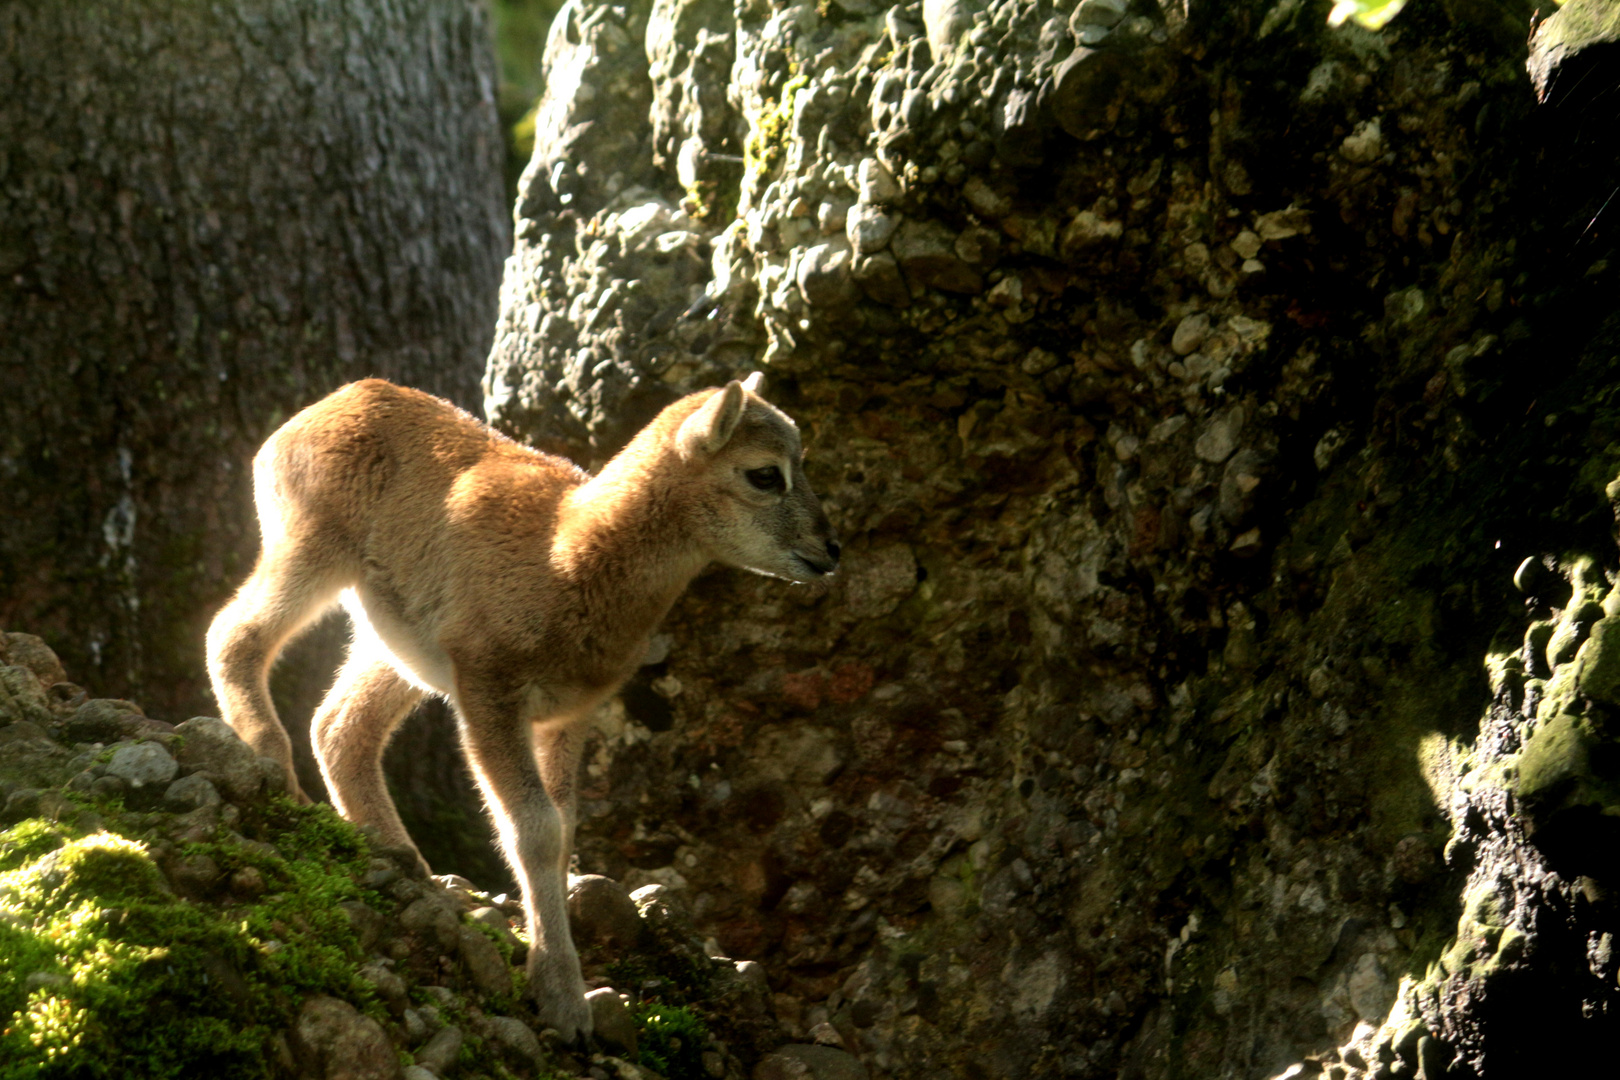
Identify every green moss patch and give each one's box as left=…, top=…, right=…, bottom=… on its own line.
left=0, top=798, right=389, bottom=1079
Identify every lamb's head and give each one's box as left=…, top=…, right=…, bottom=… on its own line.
left=673, top=374, right=840, bottom=583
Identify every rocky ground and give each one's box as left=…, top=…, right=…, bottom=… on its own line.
left=0, top=631, right=862, bottom=1080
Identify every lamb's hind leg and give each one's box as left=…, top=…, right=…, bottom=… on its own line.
left=312, top=644, right=427, bottom=872
left=454, top=679, right=592, bottom=1041
left=206, top=547, right=346, bottom=802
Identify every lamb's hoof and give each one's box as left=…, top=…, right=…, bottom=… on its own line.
left=532, top=995, right=593, bottom=1047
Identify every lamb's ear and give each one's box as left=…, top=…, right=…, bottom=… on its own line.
left=741, top=370, right=765, bottom=396
left=678, top=381, right=747, bottom=459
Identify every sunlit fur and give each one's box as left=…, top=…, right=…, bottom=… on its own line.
left=204, top=377, right=838, bottom=1039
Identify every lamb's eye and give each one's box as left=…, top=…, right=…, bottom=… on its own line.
left=746, top=466, right=785, bottom=492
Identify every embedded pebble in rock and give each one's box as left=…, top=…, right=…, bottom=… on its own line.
left=1171, top=312, right=1210, bottom=355
left=586, top=986, right=639, bottom=1057
left=468, top=904, right=524, bottom=954
left=456, top=923, right=511, bottom=995
left=845, top=204, right=897, bottom=255
left=857, top=158, right=900, bottom=205
left=163, top=773, right=222, bottom=811
left=568, top=874, right=646, bottom=952
left=1194, top=405, right=1245, bottom=464
left=477, top=1015, right=543, bottom=1070
left=62, top=698, right=147, bottom=743
left=753, top=1044, right=870, bottom=1080
left=413, top=1025, right=463, bottom=1076
left=166, top=852, right=224, bottom=897
left=2, top=633, right=66, bottom=687
left=340, top=899, right=385, bottom=951
left=103, top=742, right=178, bottom=789
left=172, top=716, right=264, bottom=801
left=0, top=664, right=52, bottom=724
left=797, top=243, right=858, bottom=309
left=289, top=996, right=402, bottom=1080
left=400, top=897, right=462, bottom=952
left=891, top=220, right=981, bottom=294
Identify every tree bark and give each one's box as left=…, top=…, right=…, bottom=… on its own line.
left=486, top=0, right=1620, bottom=1075
left=0, top=0, right=509, bottom=729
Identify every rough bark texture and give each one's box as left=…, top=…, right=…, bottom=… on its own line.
left=0, top=0, right=509, bottom=729
left=483, top=0, right=1620, bottom=1076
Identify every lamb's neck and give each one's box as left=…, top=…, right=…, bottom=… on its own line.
left=557, top=471, right=708, bottom=626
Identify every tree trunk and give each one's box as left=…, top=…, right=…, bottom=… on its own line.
left=486, top=0, right=1620, bottom=1075
left=0, top=0, right=509, bottom=732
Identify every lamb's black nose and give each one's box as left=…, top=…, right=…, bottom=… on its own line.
left=825, top=538, right=841, bottom=564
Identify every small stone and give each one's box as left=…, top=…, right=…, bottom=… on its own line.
left=289, top=995, right=403, bottom=1080
left=817, top=201, right=849, bottom=235
left=962, top=176, right=1011, bottom=219
left=231, top=865, right=267, bottom=898
left=1231, top=230, right=1262, bottom=259
left=846, top=205, right=897, bottom=255
left=414, top=1025, right=463, bottom=1076
left=1194, top=407, right=1245, bottom=464
left=1347, top=954, right=1394, bottom=1022
left=1229, top=528, right=1264, bottom=558
left=1048, top=48, right=1136, bottom=141
left=1340, top=118, right=1383, bottom=162
left=891, top=220, right=982, bottom=294
left=89, top=775, right=128, bottom=800
left=0, top=664, right=52, bottom=724
left=923, top=0, right=975, bottom=64
left=1171, top=313, right=1210, bottom=355
left=468, top=905, right=514, bottom=933
left=402, top=1067, right=437, bottom=1080
left=104, top=742, right=178, bottom=789
left=568, top=874, right=645, bottom=952
left=401, top=897, right=462, bottom=953
left=753, top=1044, right=870, bottom=1080
left=63, top=699, right=146, bottom=743
left=3, top=633, right=66, bottom=687
left=857, top=158, right=899, bottom=205
left=1071, top=0, right=1128, bottom=31
left=164, top=774, right=221, bottom=811
left=172, top=717, right=265, bottom=802
left=167, top=853, right=224, bottom=897
left=340, top=900, right=385, bottom=951
left=478, top=1015, right=542, bottom=1070
left=402, top=1008, right=429, bottom=1044
left=458, top=924, right=511, bottom=995
left=1255, top=207, right=1311, bottom=240
left=797, top=243, right=858, bottom=308
left=1513, top=556, right=1559, bottom=597
left=1021, top=348, right=1059, bottom=376
left=852, top=252, right=911, bottom=307
left=586, top=986, right=638, bottom=1057
left=953, top=226, right=1000, bottom=266
left=809, top=1022, right=844, bottom=1047
left=631, top=883, right=700, bottom=947
left=2, top=787, right=43, bottom=824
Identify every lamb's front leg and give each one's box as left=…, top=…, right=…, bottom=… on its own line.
left=455, top=681, right=592, bottom=1041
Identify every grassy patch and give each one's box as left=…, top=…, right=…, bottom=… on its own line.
left=632, top=1002, right=709, bottom=1080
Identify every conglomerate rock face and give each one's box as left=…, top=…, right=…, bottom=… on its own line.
left=485, top=0, right=1620, bottom=1076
